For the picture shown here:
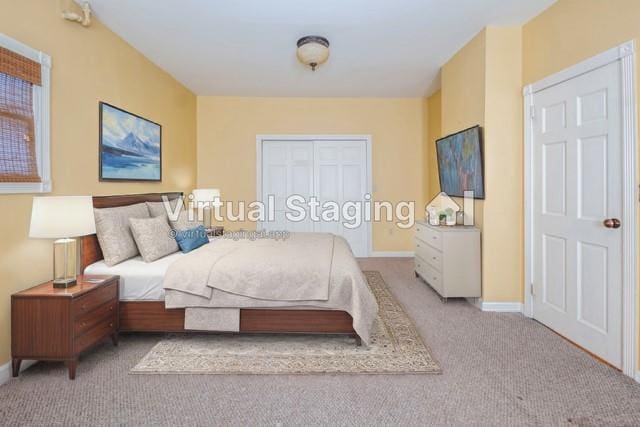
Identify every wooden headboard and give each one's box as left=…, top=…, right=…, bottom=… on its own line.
left=80, top=192, right=184, bottom=271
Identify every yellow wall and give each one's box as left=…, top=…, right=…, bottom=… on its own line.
left=440, top=29, right=486, bottom=242
left=482, top=27, right=523, bottom=302
left=441, top=31, right=486, bottom=136
left=523, top=0, right=640, bottom=84
left=522, top=0, right=640, bottom=380
left=0, top=0, right=197, bottom=364
left=197, top=96, right=425, bottom=252
left=425, top=90, right=441, bottom=200
left=437, top=27, right=523, bottom=303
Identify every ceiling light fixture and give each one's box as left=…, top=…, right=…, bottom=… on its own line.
left=296, top=36, right=330, bottom=71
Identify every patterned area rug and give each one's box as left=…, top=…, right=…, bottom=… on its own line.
left=131, top=271, right=441, bottom=375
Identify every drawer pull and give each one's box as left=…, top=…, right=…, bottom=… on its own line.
left=433, top=276, right=438, bottom=281
left=432, top=256, right=437, bottom=260
left=417, top=243, right=420, bottom=247
left=109, top=323, right=114, bottom=328
left=432, top=236, right=437, bottom=240
left=110, top=305, right=113, bottom=311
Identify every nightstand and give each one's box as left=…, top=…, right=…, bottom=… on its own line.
left=207, top=226, right=224, bottom=237
left=11, top=275, right=119, bottom=380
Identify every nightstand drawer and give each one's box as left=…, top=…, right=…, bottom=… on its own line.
left=75, top=316, right=116, bottom=354
left=74, top=282, right=117, bottom=318
left=74, top=300, right=117, bottom=336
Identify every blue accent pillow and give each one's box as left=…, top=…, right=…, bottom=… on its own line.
left=174, top=225, right=209, bottom=253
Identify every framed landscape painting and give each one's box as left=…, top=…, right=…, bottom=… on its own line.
left=99, top=102, right=161, bottom=181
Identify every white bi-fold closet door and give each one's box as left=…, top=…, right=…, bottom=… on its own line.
left=259, top=138, right=369, bottom=257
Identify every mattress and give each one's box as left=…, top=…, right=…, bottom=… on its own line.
left=84, top=251, right=185, bottom=300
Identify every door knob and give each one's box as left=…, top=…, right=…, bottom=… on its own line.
left=603, top=218, right=621, bottom=229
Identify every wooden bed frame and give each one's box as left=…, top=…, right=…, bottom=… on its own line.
left=80, top=193, right=360, bottom=344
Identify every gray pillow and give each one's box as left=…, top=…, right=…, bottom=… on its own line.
left=146, top=197, right=183, bottom=219
left=94, top=203, right=150, bottom=266
left=170, top=210, right=205, bottom=231
left=129, top=216, right=179, bottom=262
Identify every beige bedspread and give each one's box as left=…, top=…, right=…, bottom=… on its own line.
left=163, top=233, right=378, bottom=345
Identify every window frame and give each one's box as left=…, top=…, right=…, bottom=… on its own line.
left=0, top=33, right=51, bottom=194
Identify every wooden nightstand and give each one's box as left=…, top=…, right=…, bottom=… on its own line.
left=11, top=275, right=119, bottom=380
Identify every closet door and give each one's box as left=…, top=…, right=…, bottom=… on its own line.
left=314, top=140, right=368, bottom=257
left=260, top=139, right=369, bottom=257
left=261, top=141, right=314, bottom=232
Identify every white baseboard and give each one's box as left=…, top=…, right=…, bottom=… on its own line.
left=0, top=360, right=37, bottom=386
left=368, top=251, right=415, bottom=258
left=467, top=298, right=523, bottom=313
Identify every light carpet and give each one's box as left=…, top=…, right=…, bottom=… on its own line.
left=131, top=271, right=441, bottom=375
left=1, top=258, right=639, bottom=426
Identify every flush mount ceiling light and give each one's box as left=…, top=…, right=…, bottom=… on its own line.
left=296, top=36, right=330, bottom=71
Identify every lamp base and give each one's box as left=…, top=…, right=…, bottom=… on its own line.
left=53, top=278, right=77, bottom=288
left=53, top=238, right=78, bottom=289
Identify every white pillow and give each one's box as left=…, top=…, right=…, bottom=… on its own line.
left=93, top=203, right=150, bottom=266
left=129, top=216, right=179, bottom=262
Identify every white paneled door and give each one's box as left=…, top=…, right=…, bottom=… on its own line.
left=260, top=138, right=369, bottom=257
left=532, top=61, right=623, bottom=367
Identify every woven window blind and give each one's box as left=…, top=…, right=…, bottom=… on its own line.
left=0, top=46, right=41, bottom=183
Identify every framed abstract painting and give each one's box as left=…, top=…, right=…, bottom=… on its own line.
left=435, top=125, right=485, bottom=199
left=99, top=102, right=162, bottom=182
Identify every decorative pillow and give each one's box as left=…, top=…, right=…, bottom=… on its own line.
left=146, top=197, right=183, bottom=219
left=170, top=210, right=204, bottom=231
left=129, top=216, right=179, bottom=262
left=93, top=203, right=150, bottom=266
left=174, top=225, right=209, bottom=253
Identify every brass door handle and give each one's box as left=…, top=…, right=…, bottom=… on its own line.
left=603, top=218, right=621, bottom=229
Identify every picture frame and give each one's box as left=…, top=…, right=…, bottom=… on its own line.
left=99, top=102, right=162, bottom=182
left=435, top=125, right=485, bottom=199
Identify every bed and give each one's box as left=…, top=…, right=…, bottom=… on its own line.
left=81, top=192, right=377, bottom=345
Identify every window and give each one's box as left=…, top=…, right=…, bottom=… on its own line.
left=0, top=33, right=50, bottom=193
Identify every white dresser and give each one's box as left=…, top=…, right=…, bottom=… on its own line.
left=414, top=220, right=481, bottom=299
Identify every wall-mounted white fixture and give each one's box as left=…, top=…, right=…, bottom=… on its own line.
left=296, top=36, right=330, bottom=71
left=62, top=2, right=92, bottom=27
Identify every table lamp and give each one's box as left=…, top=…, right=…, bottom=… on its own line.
left=192, top=188, right=221, bottom=228
left=29, top=196, right=96, bottom=288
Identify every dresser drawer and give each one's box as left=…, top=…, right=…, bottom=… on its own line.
left=414, top=237, right=430, bottom=259
left=415, top=256, right=443, bottom=294
left=416, top=238, right=442, bottom=271
left=424, top=244, right=443, bottom=272
left=74, top=316, right=116, bottom=354
left=415, top=255, right=429, bottom=280
left=420, top=226, right=442, bottom=250
left=74, top=300, right=117, bottom=337
left=74, top=282, right=117, bottom=318
left=422, top=262, right=443, bottom=294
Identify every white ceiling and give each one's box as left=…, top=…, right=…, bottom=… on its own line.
left=87, top=0, right=555, bottom=97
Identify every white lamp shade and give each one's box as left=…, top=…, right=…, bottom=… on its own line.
left=29, top=196, right=96, bottom=238
left=192, top=188, right=221, bottom=202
